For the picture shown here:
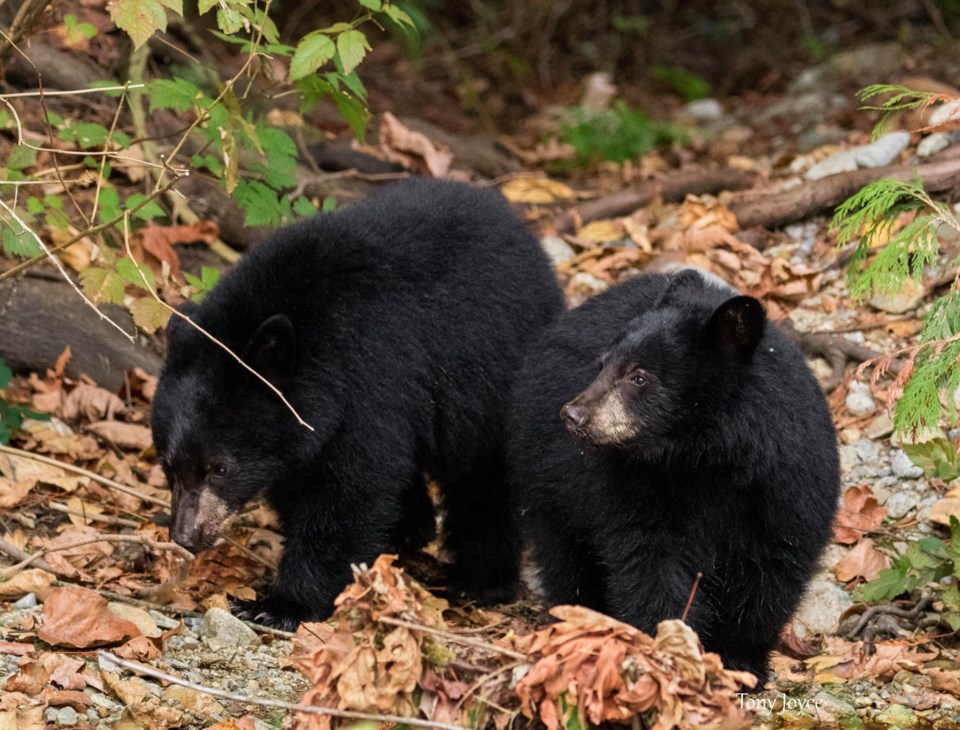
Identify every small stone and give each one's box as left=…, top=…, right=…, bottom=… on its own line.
left=148, top=610, right=181, bottom=630
left=855, top=131, right=911, bottom=168
left=846, top=382, right=876, bottom=417
left=13, top=592, right=37, bottom=609
left=539, top=236, right=575, bottom=267
left=685, top=98, right=724, bottom=123
left=918, top=132, right=950, bottom=157
left=89, top=693, right=120, bottom=712
left=56, top=707, right=79, bottom=726
left=793, top=580, right=853, bottom=637
left=929, top=99, right=960, bottom=127
left=108, top=603, right=161, bottom=638
left=839, top=428, right=862, bottom=445
left=891, top=449, right=924, bottom=479
left=200, top=607, right=259, bottom=653
left=885, top=491, right=921, bottom=519
left=865, top=413, right=895, bottom=440
left=839, top=444, right=860, bottom=472
left=870, top=277, right=926, bottom=314
left=875, top=703, right=918, bottom=727
left=806, top=149, right=859, bottom=180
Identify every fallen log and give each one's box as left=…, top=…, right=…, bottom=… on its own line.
left=0, top=272, right=162, bottom=390
left=728, top=157, right=960, bottom=230
left=552, top=168, right=760, bottom=234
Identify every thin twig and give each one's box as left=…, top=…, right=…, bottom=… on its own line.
left=377, top=615, right=526, bottom=660
left=0, top=532, right=193, bottom=579
left=0, top=536, right=54, bottom=573
left=97, top=651, right=467, bottom=730
left=681, top=572, right=703, bottom=623
left=46, top=501, right=142, bottom=528
left=0, top=443, right=170, bottom=507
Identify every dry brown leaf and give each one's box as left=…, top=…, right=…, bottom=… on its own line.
left=48, top=656, right=87, bottom=690
left=86, top=421, right=153, bottom=451
left=101, top=671, right=151, bottom=706
left=61, top=383, right=126, bottom=422
left=501, top=175, right=576, bottom=204
left=378, top=112, right=452, bottom=178
left=3, top=658, right=50, bottom=695
left=834, top=538, right=890, bottom=582
left=0, top=569, right=56, bottom=600
left=577, top=219, right=626, bottom=243
left=0, top=477, right=38, bottom=509
left=833, top=484, right=887, bottom=544
left=137, top=221, right=220, bottom=279
left=0, top=642, right=35, bottom=656
left=807, top=637, right=937, bottom=682
left=31, top=526, right=113, bottom=581
left=38, top=585, right=142, bottom=648
left=927, top=486, right=960, bottom=527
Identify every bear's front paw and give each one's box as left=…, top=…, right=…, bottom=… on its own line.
left=229, top=597, right=306, bottom=631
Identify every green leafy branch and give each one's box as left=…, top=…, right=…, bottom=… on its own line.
left=858, top=84, right=956, bottom=139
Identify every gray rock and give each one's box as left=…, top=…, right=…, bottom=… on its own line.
left=806, top=149, right=859, bottom=180
left=885, top=491, right=920, bottom=520
left=148, top=610, right=182, bottom=630
left=13, top=592, right=37, bottom=609
left=90, top=693, right=121, bottom=712
left=839, top=444, right=860, bottom=472
left=929, top=100, right=960, bottom=127
left=539, top=236, right=575, bottom=267
left=685, top=98, right=724, bottom=123
left=854, top=131, right=910, bottom=168
left=918, top=132, right=950, bottom=158
left=891, top=449, right=924, bottom=479
left=854, top=438, right=881, bottom=464
left=56, top=707, right=79, bottom=726
left=846, top=382, right=877, bottom=417
left=200, top=607, right=259, bottom=653
left=793, top=580, right=853, bottom=637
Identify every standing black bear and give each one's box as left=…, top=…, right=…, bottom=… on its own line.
left=509, top=269, right=839, bottom=682
left=151, top=179, right=564, bottom=629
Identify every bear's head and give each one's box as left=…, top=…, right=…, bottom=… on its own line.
left=151, top=301, right=316, bottom=552
left=561, top=270, right=766, bottom=457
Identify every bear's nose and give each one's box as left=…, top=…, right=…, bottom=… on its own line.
left=561, top=403, right=588, bottom=430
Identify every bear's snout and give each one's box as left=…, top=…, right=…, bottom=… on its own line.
left=561, top=402, right=589, bottom=431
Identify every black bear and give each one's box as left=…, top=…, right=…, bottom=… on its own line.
left=151, top=179, right=564, bottom=629
left=508, top=269, right=839, bottom=682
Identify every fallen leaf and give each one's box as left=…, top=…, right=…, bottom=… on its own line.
left=834, top=538, right=890, bottom=582
left=378, top=112, right=452, bottom=178
left=0, top=478, right=38, bottom=509
left=0, top=569, right=56, bottom=600
left=501, top=175, right=576, bottom=204
left=0, top=642, right=36, bottom=657
left=61, top=383, right=126, bottom=422
left=927, top=486, right=960, bottom=527
left=834, top=484, right=887, bottom=544
left=807, top=637, right=937, bottom=682
left=38, top=585, right=142, bottom=648
left=86, top=421, right=153, bottom=451
left=137, top=221, right=220, bottom=278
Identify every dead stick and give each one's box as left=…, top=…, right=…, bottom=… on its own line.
left=729, top=157, right=960, bottom=230
left=97, top=651, right=468, bottom=730
left=377, top=615, right=526, bottom=660
left=0, top=443, right=169, bottom=507
left=552, top=168, right=760, bottom=234
left=0, top=537, right=54, bottom=573
left=681, top=572, right=703, bottom=623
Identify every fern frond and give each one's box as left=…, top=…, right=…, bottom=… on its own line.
left=857, top=84, right=955, bottom=139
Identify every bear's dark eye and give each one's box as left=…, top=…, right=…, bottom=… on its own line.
left=209, top=463, right=229, bottom=480
left=630, top=373, right=648, bottom=388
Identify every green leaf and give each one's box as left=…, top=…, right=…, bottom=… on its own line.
left=319, top=21, right=353, bottom=33
left=290, top=32, right=336, bottom=81
left=129, top=297, right=171, bottom=333
left=336, top=29, right=370, bottom=75
left=110, top=0, right=168, bottom=48
left=321, top=196, right=337, bottom=212
left=217, top=6, right=245, bottom=34
left=1, top=219, right=41, bottom=257
left=901, top=438, right=960, bottom=481
left=149, top=78, right=202, bottom=111
left=79, top=267, right=127, bottom=305
left=331, top=89, right=369, bottom=141
left=116, top=258, right=156, bottom=292
left=184, top=265, right=220, bottom=302
left=198, top=0, right=218, bottom=13
left=855, top=560, right=911, bottom=603
left=158, top=0, right=182, bottom=14
left=97, top=187, right=121, bottom=225
left=0, top=357, right=12, bottom=390
left=383, top=4, right=414, bottom=28
left=6, top=144, right=37, bottom=171
left=359, top=0, right=381, bottom=9
left=126, top=194, right=166, bottom=221
left=234, top=181, right=283, bottom=226
left=292, top=196, right=318, bottom=217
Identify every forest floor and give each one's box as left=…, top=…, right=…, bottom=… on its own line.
left=3, top=16, right=960, bottom=730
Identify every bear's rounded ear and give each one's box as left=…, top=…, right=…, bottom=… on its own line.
left=708, top=296, right=765, bottom=358
left=167, top=300, right=200, bottom=342
left=245, top=314, right=296, bottom=384
left=657, top=269, right=705, bottom=307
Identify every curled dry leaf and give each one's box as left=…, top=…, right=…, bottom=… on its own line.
left=927, top=486, right=960, bottom=527
left=137, top=221, right=220, bottom=279
left=0, top=569, right=56, bottom=601
left=807, top=637, right=938, bottom=682
left=379, top=112, right=452, bottom=178
left=515, top=606, right=755, bottom=730
left=86, top=421, right=153, bottom=451
left=834, top=537, right=890, bottom=582
left=501, top=175, right=576, bottom=204
left=834, top=484, right=887, bottom=544
left=38, top=585, right=142, bottom=649
left=61, top=383, right=126, bottom=422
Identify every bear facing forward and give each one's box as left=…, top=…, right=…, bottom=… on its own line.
left=508, top=270, right=839, bottom=682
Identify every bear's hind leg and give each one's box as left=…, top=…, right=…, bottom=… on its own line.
left=440, top=457, right=519, bottom=606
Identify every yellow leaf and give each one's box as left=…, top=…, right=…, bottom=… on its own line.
left=501, top=176, right=575, bottom=204
left=577, top=219, right=625, bottom=243
left=129, top=297, right=172, bottom=333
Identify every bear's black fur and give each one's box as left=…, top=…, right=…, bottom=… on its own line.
left=151, top=179, right=564, bottom=629
left=508, top=270, right=839, bottom=682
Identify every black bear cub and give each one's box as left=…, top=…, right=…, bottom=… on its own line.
left=509, top=270, right=839, bottom=682
left=151, top=179, right=564, bottom=629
